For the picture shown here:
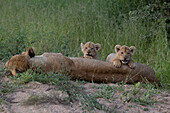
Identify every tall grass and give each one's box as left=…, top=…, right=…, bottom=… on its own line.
left=0, top=0, right=169, bottom=88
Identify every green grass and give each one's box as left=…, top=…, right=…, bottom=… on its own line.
left=1, top=69, right=163, bottom=112
left=94, top=84, right=116, bottom=101
left=12, top=70, right=109, bottom=112
left=13, top=70, right=161, bottom=111
left=120, top=82, right=159, bottom=106
left=0, top=1, right=169, bottom=88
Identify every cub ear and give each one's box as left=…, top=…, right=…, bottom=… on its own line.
left=26, top=47, right=35, bottom=58
left=81, top=43, right=84, bottom=49
left=115, top=45, right=121, bottom=53
left=95, top=43, right=101, bottom=51
left=130, top=46, right=135, bottom=55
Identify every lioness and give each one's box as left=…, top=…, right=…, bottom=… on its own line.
left=106, top=45, right=136, bottom=69
left=81, top=42, right=101, bottom=59
left=5, top=49, right=161, bottom=86
left=5, top=47, right=73, bottom=77
left=5, top=47, right=35, bottom=77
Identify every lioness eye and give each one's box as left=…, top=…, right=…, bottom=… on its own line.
left=91, top=48, right=93, bottom=50
left=121, top=52, right=124, bottom=54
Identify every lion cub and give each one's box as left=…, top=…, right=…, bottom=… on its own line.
left=5, top=47, right=35, bottom=77
left=106, top=45, right=136, bottom=69
left=81, top=42, right=101, bottom=59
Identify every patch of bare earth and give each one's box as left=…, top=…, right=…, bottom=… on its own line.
left=0, top=74, right=170, bottom=112
left=84, top=83, right=170, bottom=113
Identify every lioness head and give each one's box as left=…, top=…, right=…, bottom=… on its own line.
left=115, top=45, right=135, bottom=64
left=5, top=47, right=35, bottom=77
left=81, top=42, right=101, bottom=59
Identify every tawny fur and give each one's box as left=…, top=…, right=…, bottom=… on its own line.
left=5, top=52, right=160, bottom=86
left=70, top=58, right=160, bottom=86
left=22, top=47, right=35, bottom=58
left=81, top=42, right=101, bottom=59
left=106, top=45, right=136, bottom=69
left=5, top=51, right=73, bottom=77
left=5, top=47, right=35, bottom=77
left=29, top=53, right=74, bottom=75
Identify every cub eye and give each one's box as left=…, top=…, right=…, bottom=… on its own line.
left=121, top=52, right=124, bottom=54
left=85, top=47, right=87, bottom=49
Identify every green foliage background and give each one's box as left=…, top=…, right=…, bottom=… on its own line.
left=0, top=0, right=169, bottom=88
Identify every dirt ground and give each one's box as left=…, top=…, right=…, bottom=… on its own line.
left=0, top=62, right=170, bottom=113
left=0, top=77, right=169, bottom=113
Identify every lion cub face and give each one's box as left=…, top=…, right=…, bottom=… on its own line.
left=110, top=45, right=136, bottom=69
left=115, top=45, right=135, bottom=64
left=81, top=42, right=101, bottom=59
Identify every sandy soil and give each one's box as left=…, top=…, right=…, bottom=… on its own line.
left=0, top=76, right=169, bottom=113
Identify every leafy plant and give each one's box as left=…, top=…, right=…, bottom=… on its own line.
left=94, top=84, right=116, bottom=101
left=120, top=82, right=159, bottom=106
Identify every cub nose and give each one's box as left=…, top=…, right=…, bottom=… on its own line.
left=87, top=51, right=91, bottom=53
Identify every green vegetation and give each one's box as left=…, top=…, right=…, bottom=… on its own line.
left=0, top=0, right=169, bottom=111
left=13, top=70, right=109, bottom=112
left=0, top=0, right=169, bottom=87
left=14, top=71, right=160, bottom=112
left=94, top=84, right=117, bottom=101
left=120, top=82, right=158, bottom=106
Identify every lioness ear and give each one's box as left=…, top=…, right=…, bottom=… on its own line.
left=115, top=45, right=121, bottom=53
left=130, top=46, right=135, bottom=55
left=95, top=43, right=101, bottom=51
left=81, top=43, right=84, bottom=49
left=26, top=47, right=35, bottom=58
